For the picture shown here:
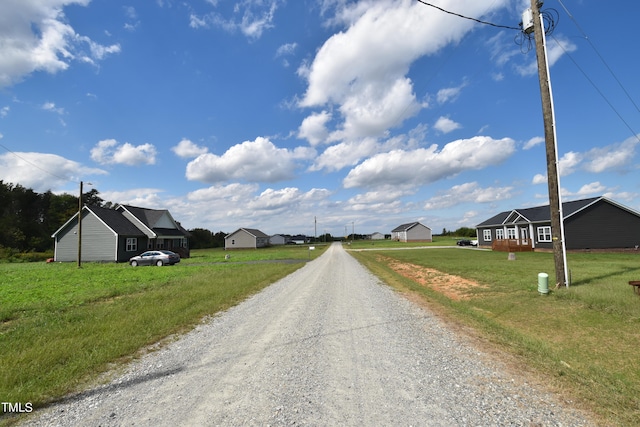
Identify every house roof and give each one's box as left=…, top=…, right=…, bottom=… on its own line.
left=226, top=228, right=270, bottom=239
left=391, top=222, right=428, bottom=232
left=117, top=204, right=188, bottom=238
left=51, top=205, right=147, bottom=238
left=89, top=206, right=147, bottom=236
left=476, top=196, right=611, bottom=227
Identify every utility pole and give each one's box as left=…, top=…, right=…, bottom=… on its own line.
left=528, top=0, right=569, bottom=287
left=77, top=181, right=84, bottom=268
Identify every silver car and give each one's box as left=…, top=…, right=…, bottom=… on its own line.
left=129, top=250, right=180, bottom=267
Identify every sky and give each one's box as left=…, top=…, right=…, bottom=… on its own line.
left=1, top=0, right=639, bottom=238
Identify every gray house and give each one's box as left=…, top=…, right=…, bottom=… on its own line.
left=391, top=222, right=432, bottom=242
left=52, top=204, right=189, bottom=262
left=225, top=228, right=270, bottom=249
left=476, top=196, right=640, bottom=251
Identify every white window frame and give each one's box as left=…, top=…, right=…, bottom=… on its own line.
left=483, top=229, right=492, bottom=241
left=126, top=238, right=138, bottom=252
left=495, top=229, right=504, bottom=240
left=538, top=226, right=552, bottom=242
left=507, top=228, right=517, bottom=239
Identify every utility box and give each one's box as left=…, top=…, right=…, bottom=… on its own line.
left=522, top=8, right=534, bottom=34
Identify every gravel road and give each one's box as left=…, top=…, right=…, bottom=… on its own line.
left=24, top=242, right=593, bottom=426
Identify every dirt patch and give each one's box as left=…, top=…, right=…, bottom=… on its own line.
left=382, top=256, right=486, bottom=300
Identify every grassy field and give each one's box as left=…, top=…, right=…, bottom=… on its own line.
left=348, top=243, right=640, bottom=426
left=0, top=244, right=327, bottom=423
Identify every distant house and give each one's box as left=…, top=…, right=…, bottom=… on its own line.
left=225, top=228, right=270, bottom=249
left=269, top=234, right=289, bottom=245
left=51, top=204, right=189, bottom=263
left=370, top=232, right=385, bottom=240
left=290, top=235, right=310, bottom=245
left=476, top=196, right=640, bottom=251
left=391, top=222, right=432, bottom=242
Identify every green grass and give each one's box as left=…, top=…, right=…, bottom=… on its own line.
left=0, top=245, right=326, bottom=422
left=349, top=247, right=640, bottom=426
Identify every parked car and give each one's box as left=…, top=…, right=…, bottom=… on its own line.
left=129, top=250, right=180, bottom=267
left=456, top=239, right=477, bottom=246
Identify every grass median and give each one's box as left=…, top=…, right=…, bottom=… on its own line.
left=0, top=245, right=326, bottom=421
left=349, top=244, right=640, bottom=426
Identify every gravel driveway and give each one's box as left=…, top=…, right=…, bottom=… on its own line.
left=24, top=242, right=593, bottom=426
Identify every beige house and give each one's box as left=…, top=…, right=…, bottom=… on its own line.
left=391, top=222, right=432, bottom=242
left=225, top=228, right=270, bottom=249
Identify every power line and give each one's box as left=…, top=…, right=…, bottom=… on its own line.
left=557, top=0, right=640, bottom=116
left=415, top=0, right=520, bottom=31
left=550, top=35, right=640, bottom=144
left=0, top=142, right=76, bottom=182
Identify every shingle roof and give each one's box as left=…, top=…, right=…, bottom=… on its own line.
left=391, top=222, right=422, bottom=232
left=241, top=228, right=270, bottom=238
left=476, top=197, right=602, bottom=227
left=88, top=206, right=146, bottom=236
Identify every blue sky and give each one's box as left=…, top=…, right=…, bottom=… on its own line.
left=1, top=0, right=639, bottom=238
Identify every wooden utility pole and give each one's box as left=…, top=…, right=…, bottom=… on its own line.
left=530, top=0, right=569, bottom=287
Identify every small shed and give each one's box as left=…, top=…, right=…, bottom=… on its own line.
left=225, top=228, right=270, bottom=249
left=391, top=222, right=432, bottom=242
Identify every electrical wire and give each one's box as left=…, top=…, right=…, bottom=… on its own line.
left=0, top=142, right=76, bottom=182
left=515, top=8, right=559, bottom=53
left=415, top=0, right=520, bottom=31
left=557, top=0, right=640, bottom=117
left=550, top=35, right=640, bottom=145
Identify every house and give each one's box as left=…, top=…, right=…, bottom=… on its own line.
left=51, top=204, right=189, bottom=263
left=225, top=228, right=270, bottom=249
left=370, top=232, right=385, bottom=240
left=476, top=196, right=640, bottom=251
left=391, top=222, right=432, bottom=242
left=269, top=234, right=289, bottom=245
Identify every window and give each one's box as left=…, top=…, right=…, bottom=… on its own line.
left=126, top=238, right=137, bottom=252
left=495, top=229, right=504, bottom=240
left=483, top=229, right=492, bottom=241
left=538, top=226, right=552, bottom=242
left=507, top=228, right=517, bottom=239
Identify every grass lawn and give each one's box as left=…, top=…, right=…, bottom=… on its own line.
left=349, top=245, right=640, bottom=426
left=0, top=244, right=327, bottom=423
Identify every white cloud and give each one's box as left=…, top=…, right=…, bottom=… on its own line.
left=189, top=1, right=281, bottom=39
left=582, top=137, right=638, bottom=173
left=42, top=102, right=65, bottom=115
left=298, top=0, right=509, bottom=144
left=433, top=116, right=461, bottom=134
left=275, top=42, right=297, bottom=57
left=523, top=136, right=544, bottom=150
left=424, top=182, right=514, bottom=210
left=436, top=83, right=466, bottom=104
left=185, top=137, right=312, bottom=183
left=171, top=138, right=209, bottom=159
left=298, top=111, right=332, bottom=146
left=0, top=0, right=121, bottom=87
left=91, top=139, right=157, bottom=166
left=532, top=173, right=547, bottom=184
left=0, top=151, right=106, bottom=192
left=0, top=106, right=9, bottom=118
left=343, top=136, right=516, bottom=189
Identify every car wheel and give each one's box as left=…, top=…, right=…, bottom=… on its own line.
left=131, top=260, right=138, bottom=267
left=156, top=260, right=164, bottom=267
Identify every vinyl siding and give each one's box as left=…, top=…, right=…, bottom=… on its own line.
left=54, top=213, right=117, bottom=262
left=565, top=201, right=640, bottom=249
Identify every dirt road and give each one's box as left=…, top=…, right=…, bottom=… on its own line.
left=26, top=242, right=591, bottom=426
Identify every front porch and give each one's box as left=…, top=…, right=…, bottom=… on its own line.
left=491, top=239, right=533, bottom=252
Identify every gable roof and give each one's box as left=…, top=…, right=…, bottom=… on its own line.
left=391, top=222, right=429, bottom=232
left=476, top=196, right=615, bottom=227
left=51, top=205, right=147, bottom=238
left=226, top=228, right=270, bottom=239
